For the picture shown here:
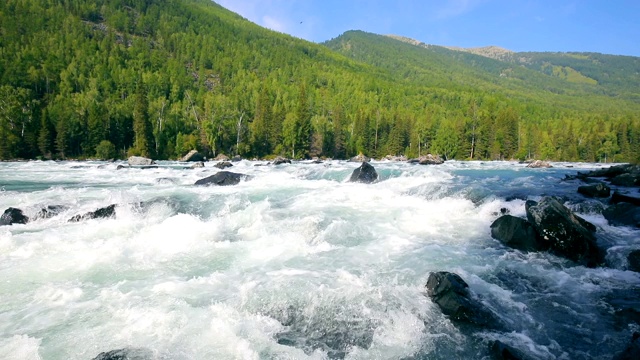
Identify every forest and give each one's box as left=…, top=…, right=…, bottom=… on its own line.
left=0, top=0, right=639, bottom=163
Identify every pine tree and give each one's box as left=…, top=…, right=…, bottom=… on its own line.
left=132, top=82, right=154, bottom=158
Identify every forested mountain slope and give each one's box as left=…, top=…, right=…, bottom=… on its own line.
left=0, top=0, right=638, bottom=162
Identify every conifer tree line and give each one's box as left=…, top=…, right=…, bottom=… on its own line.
left=1, top=0, right=638, bottom=163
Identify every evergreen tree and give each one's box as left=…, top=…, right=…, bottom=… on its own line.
left=132, top=82, right=154, bottom=157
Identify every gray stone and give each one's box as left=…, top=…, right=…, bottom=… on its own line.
left=349, top=162, right=378, bottom=184
left=490, top=215, right=541, bottom=252
left=194, top=171, right=249, bottom=186
left=577, top=183, right=611, bottom=198
left=0, top=207, right=29, bottom=226
left=127, top=156, right=154, bottom=166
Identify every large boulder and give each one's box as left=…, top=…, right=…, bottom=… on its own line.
left=425, top=272, right=502, bottom=328
left=194, top=171, right=249, bottom=186
left=181, top=149, right=205, bottom=162
left=213, top=154, right=230, bottom=161
left=0, top=207, right=29, bottom=226
left=526, top=160, right=552, bottom=168
left=577, top=164, right=636, bottom=179
left=349, top=162, right=378, bottom=184
left=127, top=156, right=154, bottom=166
left=525, top=197, right=603, bottom=267
left=612, top=191, right=640, bottom=206
left=611, top=173, right=640, bottom=187
left=272, top=156, right=292, bottom=165
left=490, top=215, right=541, bottom=252
left=577, top=183, right=611, bottom=198
left=34, top=205, right=67, bottom=220
left=603, top=203, right=640, bottom=228
left=231, top=155, right=242, bottom=162
left=91, top=347, right=154, bottom=360
left=418, top=154, right=444, bottom=165
left=68, top=204, right=116, bottom=222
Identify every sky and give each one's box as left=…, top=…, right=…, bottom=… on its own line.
left=215, top=0, right=640, bottom=57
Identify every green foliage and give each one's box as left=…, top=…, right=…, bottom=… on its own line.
left=95, top=140, right=117, bottom=160
left=0, top=1, right=638, bottom=163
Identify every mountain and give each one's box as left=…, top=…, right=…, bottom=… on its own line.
left=0, top=1, right=638, bottom=163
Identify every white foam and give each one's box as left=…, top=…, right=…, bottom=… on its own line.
left=0, top=335, right=42, bottom=360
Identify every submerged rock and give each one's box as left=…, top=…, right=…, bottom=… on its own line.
left=425, top=272, right=502, bottom=329
left=127, top=156, right=154, bottom=166
left=180, top=149, right=204, bottom=162
left=91, top=347, right=154, bottom=360
left=526, top=160, right=552, bottom=168
left=194, top=171, right=249, bottom=186
left=603, top=203, right=640, bottom=228
left=189, top=161, right=205, bottom=169
left=214, top=161, right=233, bottom=169
left=577, top=183, right=611, bottom=198
left=0, top=207, right=29, bottom=225
left=490, top=340, right=527, bottom=360
left=68, top=204, right=116, bottom=222
left=349, top=162, right=378, bottom=184
left=525, top=197, right=603, bottom=267
left=490, top=215, right=541, bottom=252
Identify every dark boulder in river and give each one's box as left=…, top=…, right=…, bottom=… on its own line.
left=194, top=171, right=249, bottom=186
left=0, top=207, right=29, bottom=225
left=34, top=205, right=66, bottom=220
left=91, top=347, right=154, bottom=360
left=272, top=156, right=292, bottom=165
left=577, top=183, right=611, bottom=198
left=628, top=250, right=640, bottom=272
left=612, top=191, right=640, bottom=206
left=525, top=197, right=603, bottom=267
left=490, top=215, right=541, bottom=252
left=68, top=204, right=116, bottom=222
left=349, top=162, right=378, bottom=184
left=603, top=203, right=640, bottom=228
left=425, top=271, right=503, bottom=329
left=490, top=340, right=528, bottom=360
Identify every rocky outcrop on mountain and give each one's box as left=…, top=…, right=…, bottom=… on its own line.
left=0, top=207, right=29, bottom=225
left=68, top=204, right=117, bottom=222
left=526, top=197, right=603, bottom=267
left=194, top=171, right=249, bottom=186
left=181, top=149, right=205, bottom=162
left=91, top=347, right=154, bottom=360
left=490, top=215, right=541, bottom=252
left=577, top=183, right=611, bottom=198
left=526, top=160, right=552, bottom=168
left=349, top=162, right=378, bottom=184
left=425, top=271, right=503, bottom=329
left=127, top=156, right=155, bottom=166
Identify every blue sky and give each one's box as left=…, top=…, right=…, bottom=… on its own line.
left=216, top=0, right=640, bottom=56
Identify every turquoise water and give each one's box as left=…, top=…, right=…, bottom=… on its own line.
left=0, top=160, right=638, bottom=359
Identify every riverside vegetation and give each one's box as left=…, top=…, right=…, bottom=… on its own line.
left=0, top=0, right=639, bottom=163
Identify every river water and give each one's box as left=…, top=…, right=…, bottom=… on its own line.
left=0, top=160, right=638, bottom=359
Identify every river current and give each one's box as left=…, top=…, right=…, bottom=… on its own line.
left=0, top=160, right=638, bottom=359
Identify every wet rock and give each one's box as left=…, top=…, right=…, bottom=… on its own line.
left=612, top=332, right=640, bottom=360
left=425, top=272, right=503, bottom=329
left=68, top=204, right=116, bottom=222
left=34, top=205, right=66, bottom=220
left=190, top=161, right=205, bottom=168
left=0, top=207, right=29, bottom=225
left=525, top=197, right=604, bottom=267
left=214, top=161, right=233, bottom=169
left=272, top=156, right=292, bottom=165
left=628, top=250, right=640, bottom=272
left=382, top=154, right=407, bottom=162
left=127, top=156, right=154, bottom=166
left=180, top=149, right=204, bottom=162
left=349, top=153, right=370, bottom=162
left=490, top=340, right=526, bottom=360
left=611, top=173, right=640, bottom=187
left=490, top=215, right=541, bottom=252
left=577, top=183, right=611, bottom=198
left=116, top=165, right=127, bottom=170
left=576, top=164, right=636, bottom=179
left=91, top=347, right=154, bottom=360
left=194, top=171, right=249, bottom=186
left=231, top=155, right=242, bottom=162
left=603, top=203, right=640, bottom=228
left=213, top=154, right=230, bottom=161
left=612, top=191, right=640, bottom=206
left=417, top=154, right=444, bottom=165
left=526, top=160, right=552, bottom=168
left=349, top=162, right=378, bottom=184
